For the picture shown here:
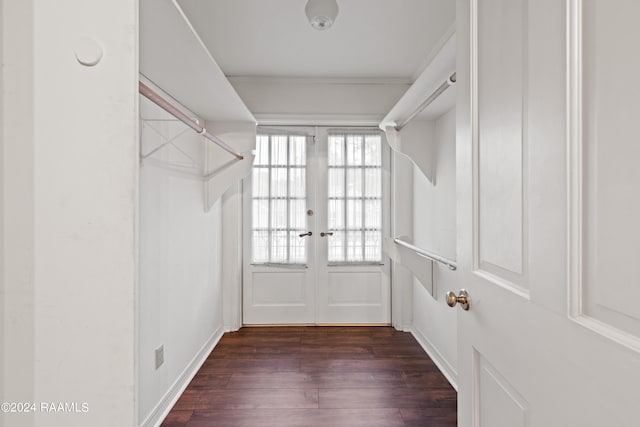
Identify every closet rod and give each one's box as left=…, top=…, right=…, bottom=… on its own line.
left=393, top=237, right=457, bottom=270
left=139, top=81, right=244, bottom=160
left=395, top=72, right=456, bottom=131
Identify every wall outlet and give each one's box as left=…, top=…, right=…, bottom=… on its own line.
left=155, top=345, right=164, bottom=370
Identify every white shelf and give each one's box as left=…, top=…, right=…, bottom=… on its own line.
left=140, top=0, right=257, bottom=210
left=380, top=33, right=456, bottom=183
left=140, top=0, right=255, bottom=124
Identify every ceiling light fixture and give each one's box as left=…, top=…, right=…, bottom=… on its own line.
left=305, top=0, right=339, bottom=31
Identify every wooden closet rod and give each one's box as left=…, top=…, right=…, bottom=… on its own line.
left=139, top=81, right=244, bottom=160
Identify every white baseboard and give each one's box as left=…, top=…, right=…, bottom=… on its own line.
left=408, top=326, right=458, bottom=391
left=140, top=326, right=224, bottom=427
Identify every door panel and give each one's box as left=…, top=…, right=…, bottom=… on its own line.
left=244, top=270, right=313, bottom=324
left=477, top=0, right=527, bottom=281
left=457, top=0, right=640, bottom=426
left=474, top=349, right=528, bottom=427
left=580, top=0, right=640, bottom=340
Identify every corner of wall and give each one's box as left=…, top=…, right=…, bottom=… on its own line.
left=221, top=181, right=243, bottom=332
left=391, top=152, right=415, bottom=330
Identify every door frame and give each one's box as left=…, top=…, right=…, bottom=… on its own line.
left=239, top=125, right=393, bottom=326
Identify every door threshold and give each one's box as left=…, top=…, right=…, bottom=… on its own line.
left=242, top=323, right=392, bottom=327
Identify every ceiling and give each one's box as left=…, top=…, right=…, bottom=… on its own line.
left=177, top=0, right=455, bottom=81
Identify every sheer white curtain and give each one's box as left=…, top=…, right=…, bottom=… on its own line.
left=251, top=133, right=308, bottom=264
left=327, top=130, right=382, bottom=263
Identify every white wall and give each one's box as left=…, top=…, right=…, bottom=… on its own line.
left=411, top=108, right=458, bottom=386
left=230, top=77, right=409, bottom=124
left=2, top=1, right=138, bottom=426
left=138, top=95, right=224, bottom=426
left=221, top=182, right=244, bottom=332
left=391, top=152, right=415, bottom=331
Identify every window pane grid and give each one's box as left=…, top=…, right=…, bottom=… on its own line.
left=251, top=133, right=307, bottom=264
left=327, top=132, right=382, bottom=263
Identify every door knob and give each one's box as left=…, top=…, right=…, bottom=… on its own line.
left=299, top=231, right=313, bottom=237
left=320, top=232, right=334, bottom=237
left=446, top=289, right=470, bottom=311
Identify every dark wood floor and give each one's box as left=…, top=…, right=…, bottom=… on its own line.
left=161, top=326, right=457, bottom=427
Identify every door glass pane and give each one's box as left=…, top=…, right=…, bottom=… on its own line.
left=270, top=199, right=287, bottom=229
left=328, top=168, right=345, bottom=198
left=346, top=135, right=363, bottom=165
left=364, top=200, right=381, bottom=229
left=346, top=230, right=363, bottom=262
left=328, top=135, right=344, bottom=166
left=251, top=132, right=307, bottom=264
left=346, top=169, right=362, bottom=198
left=327, top=131, right=383, bottom=263
left=252, top=230, right=269, bottom=263
left=289, top=167, right=305, bottom=198
left=346, top=199, right=363, bottom=229
left=364, top=135, right=382, bottom=166
left=364, top=168, right=381, bottom=198
left=364, top=230, right=382, bottom=262
left=271, top=136, right=288, bottom=166
left=328, top=199, right=344, bottom=229
left=271, top=231, right=288, bottom=262
left=253, top=200, right=268, bottom=229
left=270, top=167, right=287, bottom=198
left=327, top=231, right=343, bottom=263
left=289, top=199, right=306, bottom=229
left=289, top=136, right=306, bottom=165
left=252, top=167, right=269, bottom=198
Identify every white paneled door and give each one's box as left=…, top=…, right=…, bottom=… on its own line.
left=456, top=0, right=640, bottom=426
left=243, top=127, right=390, bottom=325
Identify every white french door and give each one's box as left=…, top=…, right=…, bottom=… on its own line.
left=455, top=0, right=640, bottom=426
left=242, top=127, right=390, bottom=325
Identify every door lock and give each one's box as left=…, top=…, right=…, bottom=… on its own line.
left=446, top=289, right=470, bottom=311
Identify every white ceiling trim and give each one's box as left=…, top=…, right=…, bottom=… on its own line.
left=254, top=113, right=383, bottom=127
left=227, top=76, right=413, bottom=86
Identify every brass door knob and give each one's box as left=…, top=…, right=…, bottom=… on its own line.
left=446, top=289, right=470, bottom=311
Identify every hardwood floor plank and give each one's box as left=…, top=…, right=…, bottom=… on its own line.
left=225, top=372, right=316, bottom=389
left=184, top=408, right=406, bottom=427
left=225, top=371, right=408, bottom=389
left=318, top=387, right=457, bottom=409
left=160, top=410, right=193, bottom=427
left=159, top=326, right=457, bottom=426
left=199, top=356, right=301, bottom=373
left=187, top=374, right=231, bottom=390
left=175, top=388, right=319, bottom=410
left=300, top=357, right=438, bottom=373
left=400, top=408, right=458, bottom=427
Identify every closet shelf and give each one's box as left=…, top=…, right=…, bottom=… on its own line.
left=140, top=0, right=257, bottom=210
left=139, top=81, right=244, bottom=160
left=140, top=0, right=255, bottom=123
left=379, top=33, right=456, bottom=183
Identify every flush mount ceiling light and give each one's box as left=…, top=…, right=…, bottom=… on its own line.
left=305, top=0, right=339, bottom=30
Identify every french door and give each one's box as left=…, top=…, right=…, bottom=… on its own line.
left=242, top=126, right=390, bottom=325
